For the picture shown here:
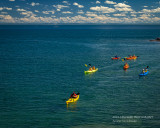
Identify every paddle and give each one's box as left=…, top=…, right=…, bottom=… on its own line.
left=85, top=64, right=88, bottom=67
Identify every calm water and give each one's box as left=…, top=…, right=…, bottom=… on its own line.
left=0, top=25, right=160, bottom=128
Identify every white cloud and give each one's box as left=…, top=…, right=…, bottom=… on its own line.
left=77, top=10, right=84, bottom=14
left=42, top=11, right=49, bottom=14
left=105, top=0, right=116, bottom=4
left=62, top=1, right=70, bottom=5
left=20, top=11, right=36, bottom=17
left=116, top=7, right=133, bottom=12
left=0, top=7, right=12, bottom=11
left=141, top=7, right=160, bottom=13
left=9, top=0, right=15, bottom=1
left=113, top=13, right=126, bottom=16
left=31, top=2, right=40, bottom=6
left=42, top=11, right=55, bottom=14
left=1, top=12, right=8, bottom=14
left=143, top=6, right=148, bottom=8
left=96, top=1, right=101, bottom=4
left=0, top=7, right=3, bottom=11
left=53, top=5, right=69, bottom=11
left=35, top=10, right=39, bottom=12
left=62, top=11, right=73, bottom=14
left=114, top=3, right=131, bottom=8
left=73, top=2, right=84, bottom=8
left=86, top=13, right=98, bottom=17
left=90, top=6, right=116, bottom=13
left=17, top=8, right=26, bottom=11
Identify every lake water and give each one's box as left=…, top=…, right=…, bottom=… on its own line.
left=0, top=25, right=160, bottom=128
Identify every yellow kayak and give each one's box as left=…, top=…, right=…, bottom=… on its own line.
left=84, top=68, right=98, bottom=74
left=66, top=93, right=80, bottom=104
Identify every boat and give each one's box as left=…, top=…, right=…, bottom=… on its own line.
left=139, top=71, right=149, bottom=76
left=126, top=56, right=137, bottom=60
left=84, top=68, right=98, bottom=74
left=123, top=65, right=129, bottom=70
left=111, top=57, right=121, bottom=60
left=66, top=93, right=80, bottom=104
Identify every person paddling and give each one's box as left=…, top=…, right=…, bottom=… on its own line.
left=70, top=92, right=77, bottom=98
left=92, top=66, right=96, bottom=70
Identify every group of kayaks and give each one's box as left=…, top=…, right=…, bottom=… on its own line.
left=112, top=55, right=149, bottom=76
left=66, top=55, right=149, bottom=105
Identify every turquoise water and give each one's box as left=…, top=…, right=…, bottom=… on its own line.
left=0, top=25, right=160, bottom=128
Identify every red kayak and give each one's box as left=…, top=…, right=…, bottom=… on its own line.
left=112, top=57, right=121, bottom=60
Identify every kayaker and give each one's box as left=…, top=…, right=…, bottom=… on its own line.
left=145, top=68, right=148, bottom=72
left=124, top=62, right=128, bottom=66
left=89, top=66, right=92, bottom=71
left=70, top=92, right=77, bottom=98
left=142, top=69, right=145, bottom=73
left=133, top=54, right=136, bottom=57
left=115, top=55, right=118, bottom=58
left=92, top=66, right=96, bottom=70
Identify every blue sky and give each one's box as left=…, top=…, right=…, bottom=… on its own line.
left=0, top=0, right=160, bottom=24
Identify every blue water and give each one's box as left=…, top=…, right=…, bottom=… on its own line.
left=0, top=25, right=160, bottom=128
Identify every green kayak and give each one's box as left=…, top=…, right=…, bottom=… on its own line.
left=84, top=68, right=98, bottom=74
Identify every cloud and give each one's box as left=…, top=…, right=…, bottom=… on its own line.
left=62, top=1, right=70, bottom=5
left=9, top=0, right=15, bottom=1
left=143, top=6, right=148, bottom=8
left=0, top=14, right=15, bottom=23
left=17, top=9, right=26, bottom=11
left=113, top=13, right=126, bottom=16
left=77, top=10, right=84, bottom=14
left=35, top=10, right=39, bottom=12
left=141, top=7, right=160, bottom=13
left=0, top=7, right=12, bottom=11
left=116, top=7, right=133, bottom=12
left=86, top=13, right=98, bottom=17
left=90, top=6, right=116, bottom=13
left=96, top=1, right=101, bottom=4
left=53, top=5, right=69, bottom=11
left=42, top=11, right=55, bottom=14
left=73, top=2, right=84, bottom=8
left=105, top=0, right=116, bottom=4
left=62, top=11, right=73, bottom=14
left=31, top=2, right=40, bottom=6
left=114, top=3, right=131, bottom=8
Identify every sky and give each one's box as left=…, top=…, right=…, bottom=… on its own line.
left=0, top=0, right=160, bottom=24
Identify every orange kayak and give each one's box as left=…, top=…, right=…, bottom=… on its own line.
left=126, top=56, right=137, bottom=60
left=123, top=64, right=129, bottom=69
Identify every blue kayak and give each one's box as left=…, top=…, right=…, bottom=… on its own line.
left=139, top=71, right=149, bottom=76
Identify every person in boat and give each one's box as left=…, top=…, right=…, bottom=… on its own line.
left=89, top=66, right=92, bottom=71
left=124, top=62, right=128, bottom=66
left=142, top=69, right=145, bottom=73
left=115, top=55, right=118, bottom=58
left=92, top=66, right=96, bottom=70
left=70, top=92, right=77, bottom=98
left=145, top=68, right=148, bottom=72
left=133, top=54, right=136, bottom=57
left=129, top=55, right=132, bottom=58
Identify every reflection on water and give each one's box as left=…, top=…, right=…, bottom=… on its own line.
left=66, top=103, right=78, bottom=112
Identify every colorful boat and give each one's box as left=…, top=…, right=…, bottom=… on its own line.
left=66, top=93, right=80, bottom=104
left=123, top=64, right=129, bottom=70
left=84, top=68, right=98, bottom=74
left=126, top=56, right=137, bottom=60
left=139, top=71, right=149, bottom=76
left=112, top=57, right=121, bottom=60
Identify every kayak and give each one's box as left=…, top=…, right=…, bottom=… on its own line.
left=123, top=65, right=129, bottom=69
left=126, top=56, right=137, bottom=60
left=139, top=71, right=149, bottom=76
left=84, top=68, right=98, bottom=74
left=112, top=57, right=121, bottom=60
left=66, top=93, right=80, bottom=104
